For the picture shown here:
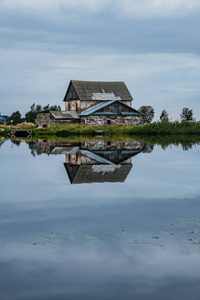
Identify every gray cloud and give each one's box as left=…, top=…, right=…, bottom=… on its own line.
left=0, top=0, right=199, bottom=118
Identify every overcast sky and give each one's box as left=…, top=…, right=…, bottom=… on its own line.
left=0, top=0, right=200, bottom=120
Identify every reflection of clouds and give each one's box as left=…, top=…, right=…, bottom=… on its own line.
left=1, top=236, right=200, bottom=277
left=1, top=236, right=200, bottom=299
left=1, top=142, right=200, bottom=298
left=1, top=142, right=200, bottom=202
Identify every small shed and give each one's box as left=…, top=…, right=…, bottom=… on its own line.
left=0, top=114, right=6, bottom=125
left=50, top=111, right=79, bottom=124
left=36, top=110, right=80, bottom=127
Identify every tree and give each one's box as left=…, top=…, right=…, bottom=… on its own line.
left=139, top=106, right=155, bottom=123
left=160, top=109, right=169, bottom=122
left=42, top=104, right=50, bottom=113
left=25, top=103, right=62, bottom=123
left=180, top=108, right=194, bottom=121
left=49, top=105, right=61, bottom=111
left=36, top=105, right=42, bottom=113
left=10, top=111, right=21, bottom=125
left=25, top=103, right=37, bottom=123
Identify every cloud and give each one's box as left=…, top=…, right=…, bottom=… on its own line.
left=1, top=47, right=199, bottom=119
left=0, top=0, right=199, bottom=119
left=1, top=0, right=200, bottom=19
left=117, top=0, right=200, bottom=18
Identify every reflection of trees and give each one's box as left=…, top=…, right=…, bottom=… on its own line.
left=11, top=140, right=21, bottom=147
left=28, top=142, right=38, bottom=157
left=143, top=144, right=154, bottom=153
left=182, top=144, right=193, bottom=151
left=27, top=137, right=200, bottom=157
left=139, top=135, right=200, bottom=151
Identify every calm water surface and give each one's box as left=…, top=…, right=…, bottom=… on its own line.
left=0, top=138, right=200, bottom=300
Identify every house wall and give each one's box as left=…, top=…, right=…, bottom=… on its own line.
left=65, top=100, right=132, bottom=113
left=51, top=119, right=80, bottom=124
left=36, top=113, right=50, bottom=128
left=36, top=113, right=79, bottom=127
left=122, top=101, right=132, bottom=107
left=65, top=152, right=100, bottom=165
left=65, top=100, right=101, bottom=113
left=80, top=140, right=145, bottom=151
left=81, top=115, right=143, bottom=126
left=98, top=102, right=134, bottom=113
left=65, top=83, right=79, bottom=101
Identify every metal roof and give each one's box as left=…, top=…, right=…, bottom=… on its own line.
left=79, top=100, right=144, bottom=116
left=0, top=115, right=6, bottom=121
left=50, top=110, right=79, bottom=119
left=64, top=80, right=133, bottom=101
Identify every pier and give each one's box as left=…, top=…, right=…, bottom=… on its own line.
left=10, top=130, right=32, bottom=138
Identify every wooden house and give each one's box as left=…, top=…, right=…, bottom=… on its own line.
left=36, top=80, right=144, bottom=127
left=63, top=80, right=144, bottom=125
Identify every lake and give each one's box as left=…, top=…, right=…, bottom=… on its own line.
left=1, top=138, right=200, bottom=300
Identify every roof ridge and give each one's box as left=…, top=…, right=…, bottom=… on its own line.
left=80, top=100, right=143, bottom=116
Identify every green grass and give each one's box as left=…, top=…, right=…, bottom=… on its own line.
left=52, top=121, right=200, bottom=137
left=126, top=121, right=200, bottom=135
left=1, top=121, right=200, bottom=139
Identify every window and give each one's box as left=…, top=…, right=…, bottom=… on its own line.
left=76, top=103, right=79, bottom=113
left=68, top=103, right=70, bottom=111
left=110, top=105, right=122, bottom=114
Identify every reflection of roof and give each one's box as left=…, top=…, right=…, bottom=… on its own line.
left=93, top=149, right=143, bottom=164
left=80, top=150, right=116, bottom=165
left=64, top=164, right=132, bottom=184
left=50, top=146, right=79, bottom=155
left=80, top=100, right=143, bottom=116
left=66, top=80, right=133, bottom=101
left=50, top=110, right=79, bottom=119
left=63, top=148, right=144, bottom=184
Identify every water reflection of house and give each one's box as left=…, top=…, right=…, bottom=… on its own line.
left=36, top=140, right=145, bottom=184
left=64, top=148, right=142, bottom=184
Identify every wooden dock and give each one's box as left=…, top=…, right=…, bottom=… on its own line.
left=11, top=130, right=32, bottom=138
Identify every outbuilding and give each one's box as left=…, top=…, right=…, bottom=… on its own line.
left=0, top=114, right=6, bottom=125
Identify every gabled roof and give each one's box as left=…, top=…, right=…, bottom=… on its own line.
left=64, top=80, right=133, bottom=101
left=79, top=100, right=144, bottom=116
left=50, top=110, right=79, bottom=119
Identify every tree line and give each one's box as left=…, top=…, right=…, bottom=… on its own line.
left=1, top=103, right=197, bottom=125
left=3, top=103, right=61, bottom=125
left=138, top=106, right=196, bottom=123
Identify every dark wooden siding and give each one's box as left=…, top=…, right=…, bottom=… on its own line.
left=65, top=83, right=79, bottom=101
left=98, top=103, right=133, bottom=113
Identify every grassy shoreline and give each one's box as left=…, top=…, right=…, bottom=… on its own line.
left=1, top=121, right=200, bottom=138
